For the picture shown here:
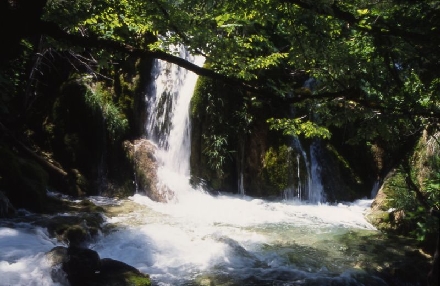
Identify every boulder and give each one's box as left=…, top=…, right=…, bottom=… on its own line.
left=63, top=246, right=101, bottom=284
left=46, top=246, right=151, bottom=286
left=124, top=139, right=174, bottom=202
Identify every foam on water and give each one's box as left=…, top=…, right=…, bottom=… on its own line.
left=0, top=226, right=64, bottom=286
left=88, top=192, right=378, bottom=285
left=0, top=192, right=382, bottom=285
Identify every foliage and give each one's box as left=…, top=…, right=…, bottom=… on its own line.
left=85, top=82, right=129, bottom=141
left=192, top=74, right=251, bottom=179
left=382, top=134, right=440, bottom=241
left=36, top=0, right=439, bottom=150
left=262, top=145, right=294, bottom=193
left=267, top=117, right=331, bottom=139
left=0, top=40, right=34, bottom=119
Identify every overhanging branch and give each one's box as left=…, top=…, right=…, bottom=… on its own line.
left=35, top=19, right=440, bottom=121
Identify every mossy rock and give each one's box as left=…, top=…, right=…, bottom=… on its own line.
left=43, top=195, right=104, bottom=214
left=366, top=210, right=392, bottom=231
left=37, top=212, right=104, bottom=245
left=47, top=247, right=151, bottom=286
left=261, top=145, right=295, bottom=196
left=95, top=258, right=151, bottom=286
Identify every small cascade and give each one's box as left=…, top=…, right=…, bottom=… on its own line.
left=283, top=146, right=300, bottom=201
left=296, top=155, right=301, bottom=199
left=295, top=138, right=312, bottom=201
left=370, top=179, right=381, bottom=199
left=238, top=140, right=245, bottom=196
left=309, top=140, right=325, bottom=203
left=238, top=172, right=245, bottom=196
left=284, top=135, right=322, bottom=202
left=133, top=142, right=139, bottom=193
left=283, top=137, right=325, bottom=203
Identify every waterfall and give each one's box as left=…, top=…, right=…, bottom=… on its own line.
left=0, top=59, right=384, bottom=286
left=145, top=45, right=205, bottom=193
left=284, top=130, right=325, bottom=203
left=370, top=179, right=381, bottom=199
left=238, top=140, right=245, bottom=196
left=284, top=137, right=326, bottom=203
left=309, top=140, right=325, bottom=203
left=283, top=142, right=309, bottom=201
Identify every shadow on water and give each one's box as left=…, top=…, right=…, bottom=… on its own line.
left=188, top=230, right=431, bottom=286
left=333, top=231, right=432, bottom=286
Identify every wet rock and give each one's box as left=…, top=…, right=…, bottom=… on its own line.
left=46, top=246, right=151, bottom=286
left=38, top=213, right=103, bottom=246
left=63, top=246, right=101, bottom=284
left=96, top=258, right=151, bottom=286
left=46, top=246, right=70, bottom=285
left=124, top=139, right=174, bottom=202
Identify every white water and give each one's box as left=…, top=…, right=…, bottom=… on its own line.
left=0, top=196, right=379, bottom=286
left=92, top=196, right=378, bottom=285
left=0, top=224, right=65, bottom=286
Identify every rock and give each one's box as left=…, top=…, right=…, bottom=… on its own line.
left=96, top=258, right=151, bottom=286
left=63, top=246, right=101, bottom=284
left=124, top=139, right=174, bottom=202
left=38, top=214, right=103, bottom=246
left=46, top=246, right=151, bottom=286
left=46, top=246, right=70, bottom=285
left=46, top=246, right=69, bottom=266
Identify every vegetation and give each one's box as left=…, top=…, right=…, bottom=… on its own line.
left=0, top=0, right=439, bottom=243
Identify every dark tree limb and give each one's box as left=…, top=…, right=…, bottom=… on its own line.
left=0, top=122, right=68, bottom=178
left=19, top=16, right=439, bottom=121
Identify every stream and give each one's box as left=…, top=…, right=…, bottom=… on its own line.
left=0, top=190, right=430, bottom=286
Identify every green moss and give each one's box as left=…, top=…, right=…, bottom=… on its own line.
left=262, top=145, right=295, bottom=195
left=326, top=144, right=362, bottom=184
left=374, top=131, right=440, bottom=243
left=366, top=211, right=391, bottom=231
left=125, top=273, right=152, bottom=286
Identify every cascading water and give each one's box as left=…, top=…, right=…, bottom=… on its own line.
left=370, top=179, right=381, bottom=199
left=2, top=47, right=426, bottom=286
left=283, top=134, right=327, bottom=204
left=309, top=140, right=325, bottom=203
left=145, top=45, right=205, bottom=195
left=283, top=137, right=312, bottom=202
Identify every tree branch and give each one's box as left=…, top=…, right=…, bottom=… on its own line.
left=34, top=19, right=440, bottom=121
left=280, top=0, right=437, bottom=45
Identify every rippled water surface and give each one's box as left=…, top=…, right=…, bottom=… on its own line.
left=0, top=191, right=431, bottom=286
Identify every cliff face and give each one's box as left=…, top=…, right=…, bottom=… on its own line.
left=0, top=50, right=151, bottom=210
left=367, top=131, right=440, bottom=245
left=189, top=75, right=384, bottom=201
